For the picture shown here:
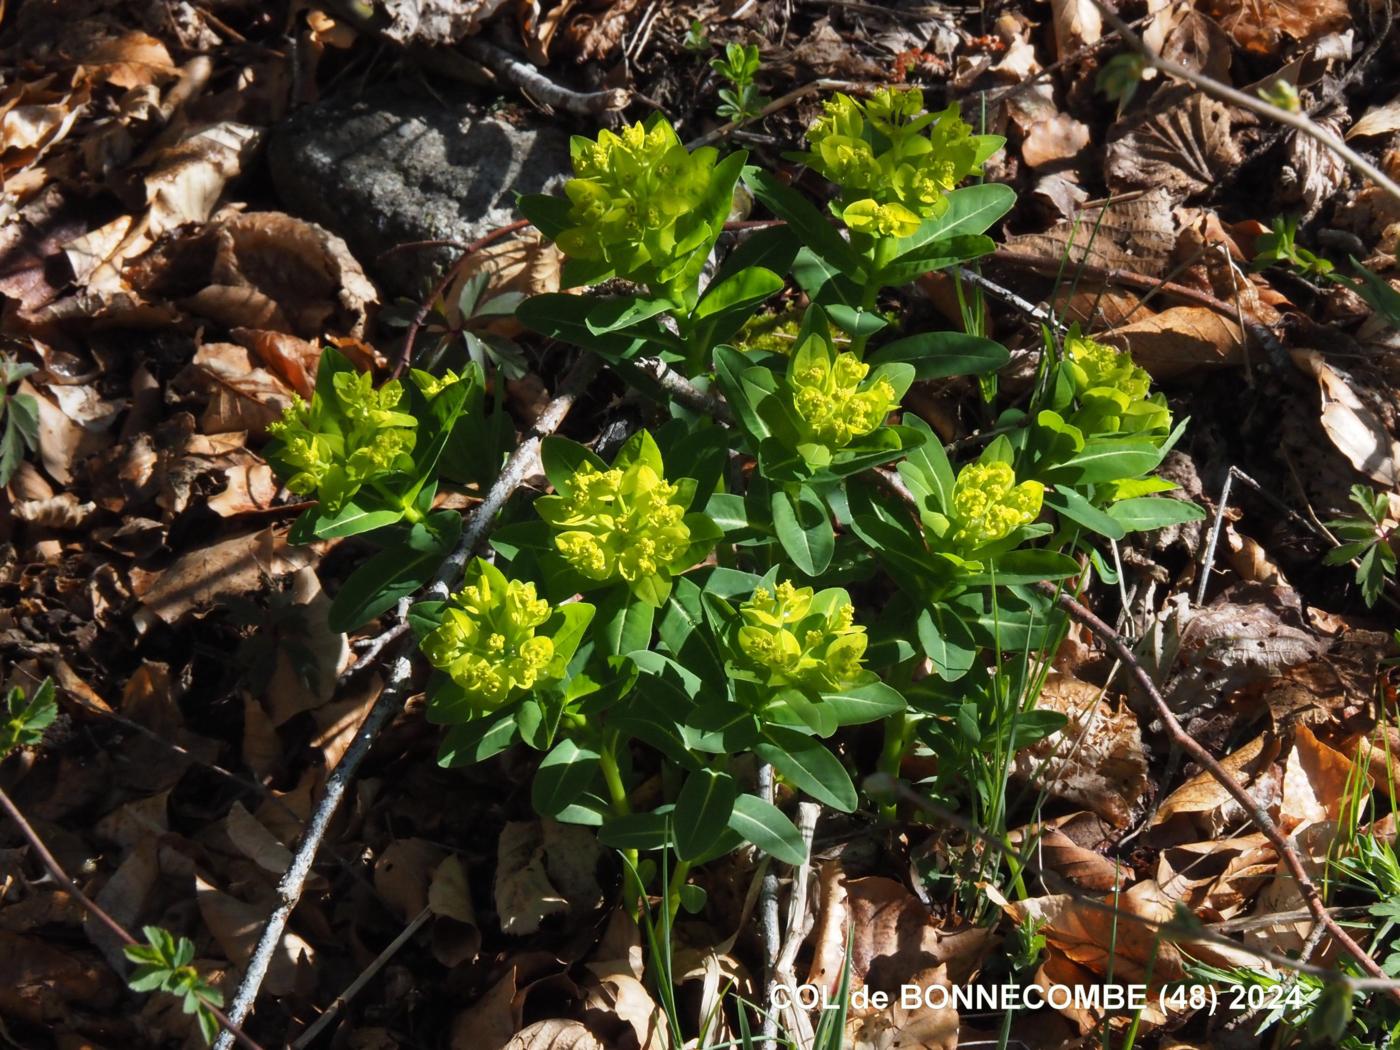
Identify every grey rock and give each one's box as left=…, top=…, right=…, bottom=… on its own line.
left=269, top=90, right=570, bottom=296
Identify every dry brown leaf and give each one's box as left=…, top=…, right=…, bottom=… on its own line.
left=1208, top=0, right=1349, bottom=55
left=1101, top=306, right=1244, bottom=379
left=1013, top=824, right=1128, bottom=891
left=1014, top=673, right=1149, bottom=828
left=241, top=693, right=281, bottom=782
left=310, top=673, right=381, bottom=765
left=1105, top=90, right=1243, bottom=201
left=134, top=527, right=313, bottom=626
left=1348, top=96, right=1400, bottom=140
left=265, top=568, right=349, bottom=722
left=500, top=1021, right=604, bottom=1050
left=89, top=839, right=160, bottom=973
left=428, top=855, right=481, bottom=967
left=224, top=801, right=293, bottom=876
left=195, top=875, right=312, bottom=996
left=446, top=227, right=562, bottom=338
left=206, top=461, right=278, bottom=517
left=1280, top=724, right=1359, bottom=833
left=1156, top=834, right=1276, bottom=920
left=1149, top=733, right=1282, bottom=842
left=583, top=958, right=670, bottom=1050
left=847, top=964, right=959, bottom=1050
left=374, top=838, right=446, bottom=921
left=13, top=493, right=96, bottom=528
left=231, top=328, right=319, bottom=399
left=1003, top=187, right=1179, bottom=277
left=1022, top=114, right=1091, bottom=169
left=451, top=966, right=520, bottom=1048
left=1244, top=627, right=1389, bottom=728
left=79, top=30, right=177, bottom=89
left=1292, top=349, right=1400, bottom=487
left=494, top=819, right=604, bottom=936
left=1224, top=523, right=1284, bottom=586
left=145, top=123, right=263, bottom=236
left=0, top=929, right=121, bottom=1024
left=1050, top=0, right=1102, bottom=57
left=379, top=0, right=511, bottom=46
left=186, top=341, right=293, bottom=435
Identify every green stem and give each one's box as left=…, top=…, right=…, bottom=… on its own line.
left=851, top=238, right=897, bottom=356
left=665, top=859, right=693, bottom=924
left=877, top=711, right=908, bottom=823
left=600, top=734, right=644, bottom=915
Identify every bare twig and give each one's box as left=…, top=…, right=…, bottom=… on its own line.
left=630, top=356, right=735, bottom=423
left=290, top=906, right=432, bottom=1048
left=757, top=762, right=781, bottom=1049
left=459, top=38, right=629, bottom=115
left=1032, top=582, right=1400, bottom=997
left=0, top=785, right=267, bottom=1050
left=213, top=354, right=601, bottom=1049
left=1089, top=0, right=1400, bottom=207
left=1195, top=467, right=1235, bottom=606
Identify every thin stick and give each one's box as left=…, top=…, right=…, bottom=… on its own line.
left=290, top=906, right=432, bottom=1048
left=213, top=355, right=601, bottom=1050
left=459, top=38, right=629, bottom=115
left=1032, top=582, right=1400, bottom=997
left=1195, top=467, right=1235, bottom=606
left=756, top=762, right=781, bottom=1049
left=1089, top=0, right=1400, bottom=207
left=0, top=785, right=267, bottom=1050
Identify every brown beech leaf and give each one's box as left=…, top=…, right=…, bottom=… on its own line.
left=1014, top=673, right=1149, bottom=828
left=1050, top=0, right=1102, bottom=57
left=374, top=838, right=446, bottom=921
left=1105, top=90, right=1243, bottom=201
left=1244, top=627, right=1390, bottom=728
left=1101, top=307, right=1245, bottom=380
left=1280, top=724, right=1359, bottom=834
left=195, top=875, right=313, bottom=997
left=1292, top=349, right=1400, bottom=487
left=582, top=957, right=670, bottom=1050
left=1012, top=823, right=1129, bottom=891
left=428, top=855, right=481, bottom=968
left=145, top=123, right=263, bottom=236
left=847, top=964, right=958, bottom=1050
left=1156, top=834, right=1276, bottom=920
left=1207, top=0, right=1349, bottom=55
left=185, top=341, right=293, bottom=435
left=500, top=1021, right=604, bottom=1050
left=134, top=527, right=313, bottom=626
left=1003, top=187, right=1178, bottom=277
left=495, top=819, right=605, bottom=936
left=1149, top=733, right=1283, bottom=843
left=1348, top=96, right=1400, bottom=140
left=78, top=30, right=178, bottom=89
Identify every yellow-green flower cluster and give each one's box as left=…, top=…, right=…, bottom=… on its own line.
left=267, top=369, right=417, bottom=513
left=788, top=328, right=898, bottom=448
left=535, top=433, right=698, bottom=594
left=799, top=87, right=985, bottom=236
left=420, top=559, right=555, bottom=709
left=556, top=117, right=721, bottom=289
left=736, top=582, right=868, bottom=693
left=948, top=461, right=1044, bottom=553
left=1063, top=333, right=1171, bottom=439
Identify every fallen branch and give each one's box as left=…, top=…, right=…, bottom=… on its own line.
left=1033, top=581, right=1400, bottom=998
left=1090, top=0, right=1400, bottom=207
left=0, top=785, right=267, bottom=1050
left=213, top=353, right=601, bottom=1049
left=460, top=38, right=629, bottom=115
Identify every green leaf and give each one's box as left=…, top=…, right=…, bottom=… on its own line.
left=305, top=500, right=405, bottom=540
left=819, top=680, right=906, bottom=726
left=916, top=605, right=977, bottom=680
left=893, top=183, right=1017, bottom=251
left=824, top=304, right=888, bottom=338
left=694, top=266, right=784, bottom=321
left=594, top=588, right=656, bottom=658
left=727, top=794, right=807, bottom=865
left=599, top=810, right=675, bottom=851
left=437, top=713, right=519, bottom=767
left=327, top=512, right=461, bottom=632
left=771, top=487, right=834, bottom=576
left=586, top=295, right=677, bottom=335
left=705, top=492, right=749, bottom=532
left=1046, top=440, right=1164, bottom=485
left=713, top=345, right=776, bottom=444
left=754, top=727, right=857, bottom=812
left=1045, top=486, right=1126, bottom=540
left=673, top=769, right=739, bottom=860
left=1107, top=496, right=1207, bottom=532
left=868, top=331, right=1009, bottom=380
left=877, top=235, right=996, bottom=285
left=531, top=740, right=601, bottom=817
left=517, top=192, right=573, bottom=240
left=516, top=293, right=658, bottom=360
left=742, top=167, right=867, bottom=277
left=540, top=436, right=608, bottom=492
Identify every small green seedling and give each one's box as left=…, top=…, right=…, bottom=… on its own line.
left=125, top=926, right=226, bottom=1044
left=1, top=678, right=55, bottom=754
left=1253, top=215, right=1335, bottom=277
left=1325, top=484, right=1397, bottom=607
left=710, top=43, right=769, bottom=123
left=0, top=352, right=40, bottom=488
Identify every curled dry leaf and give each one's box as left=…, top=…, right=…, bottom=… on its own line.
left=1050, top=0, right=1102, bottom=57
left=1347, top=96, right=1400, bottom=141
left=428, top=854, right=481, bottom=967
left=145, top=122, right=263, bottom=237
left=184, top=341, right=293, bottom=435
left=224, top=801, right=293, bottom=876
left=13, top=492, right=97, bottom=528
left=1244, top=626, right=1389, bottom=728
left=495, top=819, right=604, bottom=935
left=380, top=0, right=511, bottom=46
left=1003, top=187, right=1179, bottom=278
left=847, top=964, right=958, bottom=1050
left=374, top=838, right=446, bottom=921
left=1292, top=349, right=1400, bottom=488
left=1149, top=733, right=1283, bottom=844
left=1021, top=113, right=1091, bottom=169
left=1105, top=90, right=1244, bottom=202
left=1155, top=834, right=1276, bottom=921
left=1011, top=822, right=1129, bottom=891
left=582, top=957, right=669, bottom=1050
left=1014, top=672, right=1149, bottom=828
